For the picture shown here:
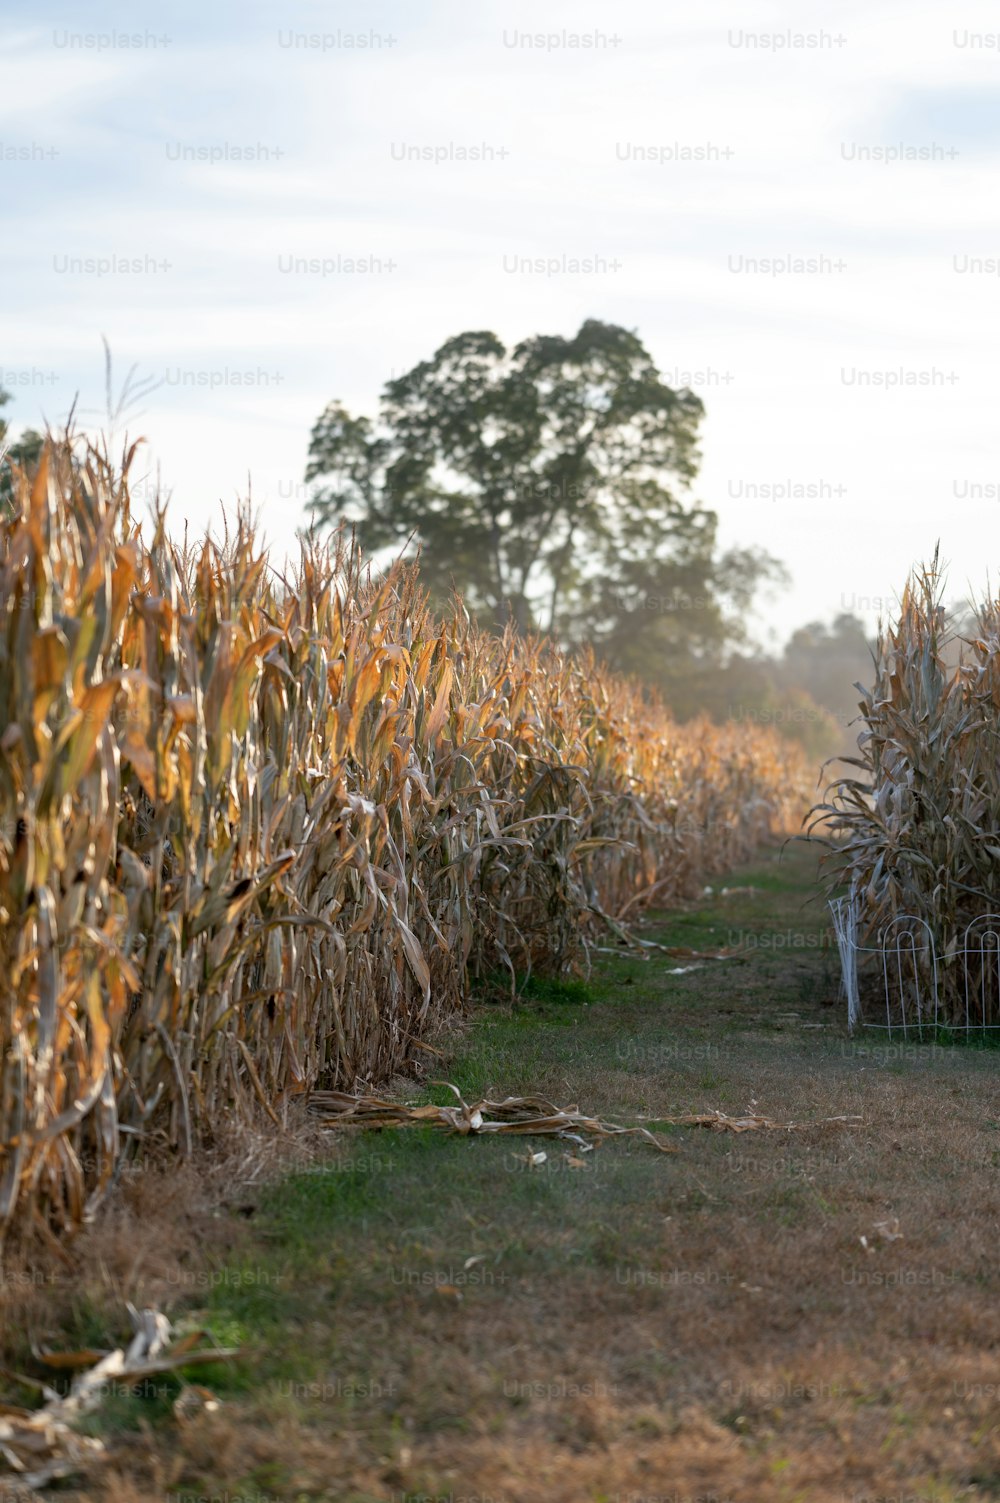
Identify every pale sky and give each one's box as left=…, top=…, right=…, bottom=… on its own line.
left=2, top=0, right=999, bottom=648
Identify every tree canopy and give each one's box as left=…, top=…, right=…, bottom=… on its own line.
left=304, top=320, right=783, bottom=685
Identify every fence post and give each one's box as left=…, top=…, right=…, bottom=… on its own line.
left=830, top=896, right=861, bottom=1036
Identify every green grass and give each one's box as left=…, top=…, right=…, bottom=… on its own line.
left=516, top=972, right=599, bottom=1006
left=155, top=844, right=847, bottom=1397
left=34, top=838, right=1000, bottom=1500
left=859, top=1022, right=1000, bottom=1050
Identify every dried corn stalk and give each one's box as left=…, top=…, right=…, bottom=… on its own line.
left=0, top=438, right=810, bottom=1240
left=308, top=1084, right=860, bottom=1143
left=0, top=1303, right=237, bottom=1489
left=814, top=554, right=1000, bottom=1028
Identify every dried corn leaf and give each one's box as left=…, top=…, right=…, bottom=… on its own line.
left=0, top=1305, right=241, bottom=1490
left=309, top=1084, right=678, bottom=1151
left=310, top=1085, right=860, bottom=1146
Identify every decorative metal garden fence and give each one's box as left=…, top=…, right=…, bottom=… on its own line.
left=830, top=895, right=1000, bottom=1039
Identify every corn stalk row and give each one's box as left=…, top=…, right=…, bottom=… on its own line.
left=813, top=557, right=1000, bottom=1029
left=0, top=442, right=809, bottom=1241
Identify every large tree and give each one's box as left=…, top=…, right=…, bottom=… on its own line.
left=304, top=320, right=781, bottom=675
left=0, top=389, right=44, bottom=511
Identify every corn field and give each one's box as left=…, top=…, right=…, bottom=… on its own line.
left=0, top=441, right=809, bottom=1243
left=815, top=558, right=1000, bottom=1032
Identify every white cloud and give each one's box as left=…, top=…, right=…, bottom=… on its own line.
left=2, top=0, right=998, bottom=640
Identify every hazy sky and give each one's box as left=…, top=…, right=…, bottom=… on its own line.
left=2, top=0, right=999, bottom=648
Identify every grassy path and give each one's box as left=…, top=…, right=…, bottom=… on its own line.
left=25, top=841, right=1000, bottom=1501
